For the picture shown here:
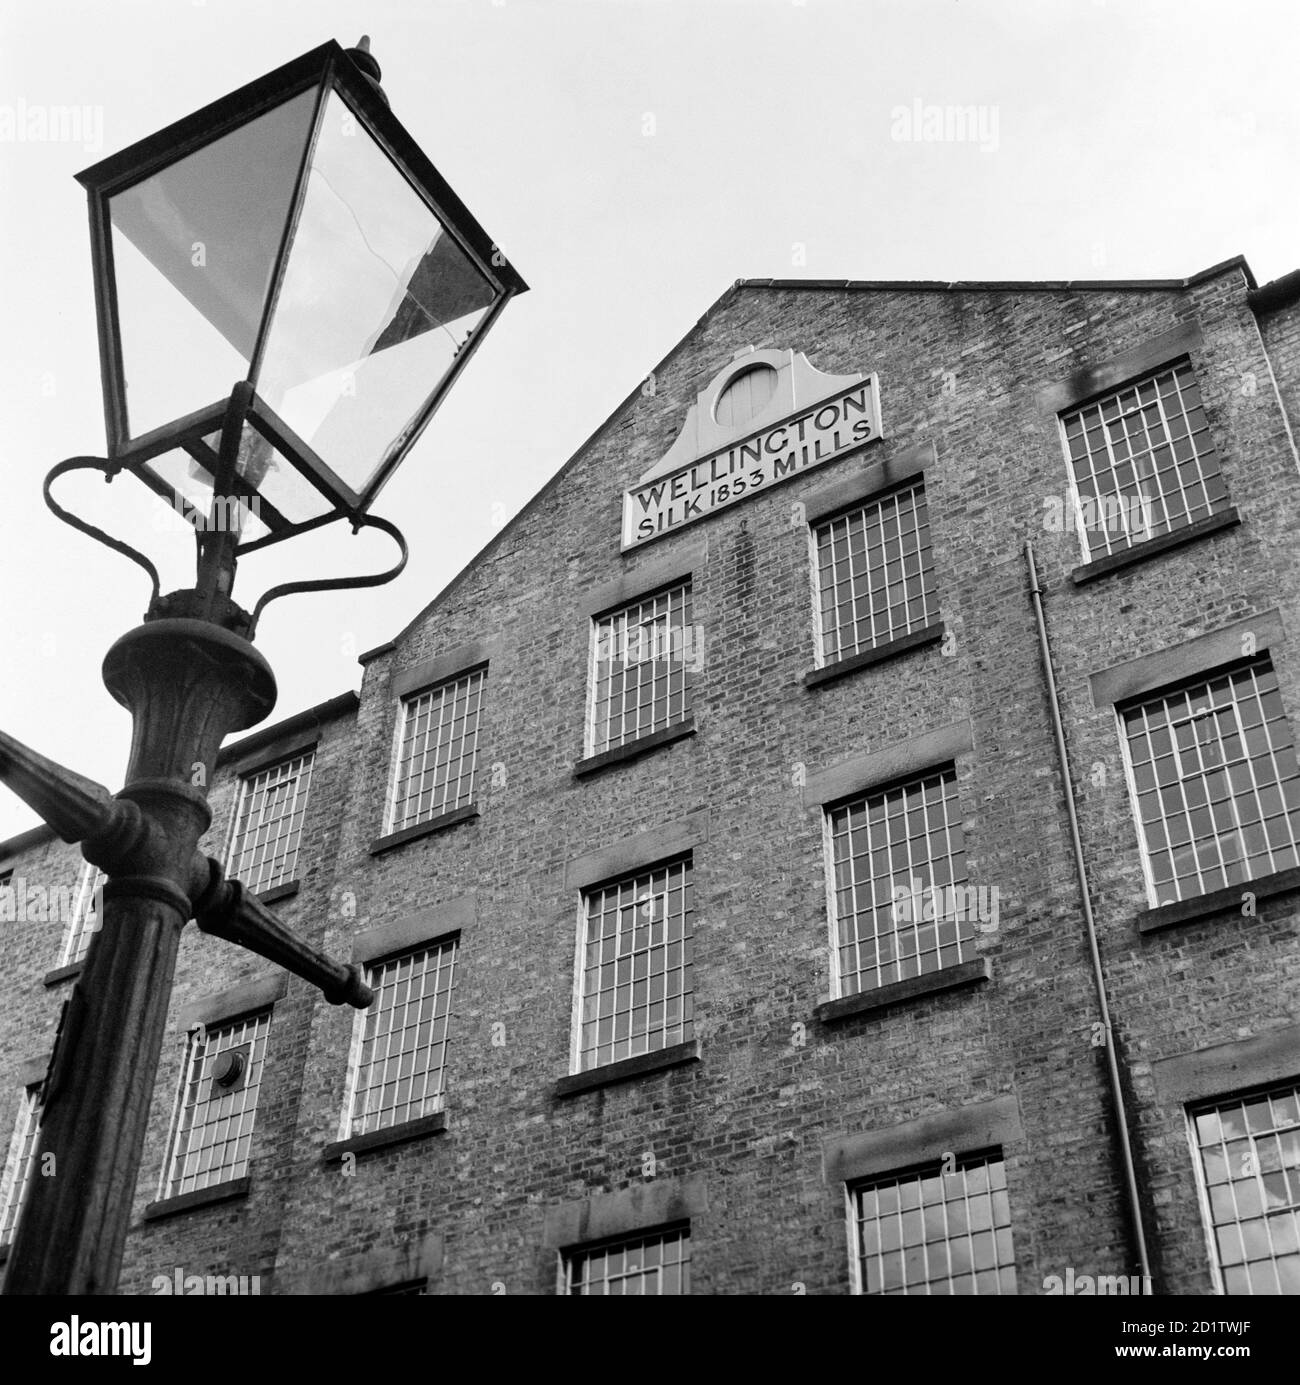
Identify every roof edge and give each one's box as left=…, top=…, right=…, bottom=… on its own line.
left=216, top=689, right=359, bottom=767
left=1249, top=269, right=1300, bottom=316
left=736, top=255, right=1254, bottom=295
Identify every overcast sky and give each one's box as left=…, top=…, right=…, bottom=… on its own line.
left=0, top=0, right=1297, bottom=840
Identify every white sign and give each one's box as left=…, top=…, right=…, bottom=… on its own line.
left=622, top=372, right=881, bottom=549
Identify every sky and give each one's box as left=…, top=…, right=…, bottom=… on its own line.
left=0, top=0, right=1297, bottom=839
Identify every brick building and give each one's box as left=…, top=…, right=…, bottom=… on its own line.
left=2, top=254, right=1300, bottom=1296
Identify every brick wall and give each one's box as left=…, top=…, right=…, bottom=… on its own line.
left=3, top=262, right=1298, bottom=1295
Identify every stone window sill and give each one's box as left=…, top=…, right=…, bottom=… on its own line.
left=43, top=961, right=84, bottom=987
left=805, top=623, right=945, bottom=689
left=573, top=720, right=696, bottom=778
left=555, top=1039, right=701, bottom=1097
left=322, top=1112, right=448, bottom=1162
left=1071, top=509, right=1240, bottom=586
left=255, top=879, right=300, bottom=905
left=369, top=806, right=479, bottom=857
left=1136, top=865, right=1300, bottom=935
left=816, top=957, right=991, bottom=1023
left=142, top=1175, right=251, bottom=1222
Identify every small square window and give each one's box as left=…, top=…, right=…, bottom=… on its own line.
left=563, top=1225, right=691, bottom=1295
left=851, top=1152, right=1015, bottom=1295
left=390, top=669, right=485, bottom=832
left=161, top=1011, right=271, bottom=1199
left=813, top=483, right=938, bottom=665
left=575, top=859, right=694, bottom=1071
left=0, top=1085, right=42, bottom=1245
left=826, top=766, right=972, bottom=995
left=588, top=584, right=693, bottom=756
left=229, top=751, right=314, bottom=894
left=345, top=938, right=458, bottom=1137
left=1060, top=359, right=1231, bottom=563
left=1119, top=657, right=1300, bottom=906
left=1188, top=1081, right=1300, bottom=1294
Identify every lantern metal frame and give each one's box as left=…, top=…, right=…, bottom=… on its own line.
left=75, top=39, right=527, bottom=554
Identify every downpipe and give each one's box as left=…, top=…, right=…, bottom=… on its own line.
left=1024, top=540, right=1154, bottom=1288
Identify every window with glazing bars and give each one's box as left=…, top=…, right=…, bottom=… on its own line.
left=576, top=859, right=693, bottom=1071
left=228, top=751, right=314, bottom=894
left=827, top=766, right=971, bottom=996
left=564, top=1225, right=691, bottom=1295
left=60, top=864, right=103, bottom=968
left=390, top=668, right=484, bottom=832
left=1189, top=1081, right=1300, bottom=1295
left=346, top=938, right=457, bottom=1137
left=0, top=1086, right=41, bottom=1246
left=162, top=1011, right=270, bottom=1198
left=588, top=583, right=692, bottom=756
left=1119, top=658, right=1300, bottom=906
left=852, top=1152, right=1016, bottom=1295
left=1060, top=359, right=1230, bottom=562
left=813, top=484, right=938, bottom=664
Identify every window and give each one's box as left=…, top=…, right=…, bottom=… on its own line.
left=827, top=766, right=971, bottom=996
left=161, top=1010, right=270, bottom=1198
left=0, top=1086, right=41, bottom=1246
left=1189, top=1082, right=1300, bottom=1295
left=390, top=668, right=484, bottom=832
left=1061, top=359, right=1230, bottom=562
left=714, top=363, right=777, bottom=430
left=576, top=858, right=693, bottom=1071
left=345, top=938, right=458, bottom=1137
left=851, top=1152, right=1015, bottom=1295
left=60, top=864, right=103, bottom=968
left=588, top=583, right=692, bottom=756
left=813, top=483, right=938, bottom=664
left=563, top=1225, right=691, bottom=1295
left=229, top=751, right=314, bottom=894
left=1119, top=657, right=1300, bottom=906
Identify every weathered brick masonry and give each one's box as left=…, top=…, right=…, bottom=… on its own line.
left=2, top=254, right=1298, bottom=1294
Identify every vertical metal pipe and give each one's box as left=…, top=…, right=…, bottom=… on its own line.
left=1023, top=540, right=1153, bottom=1286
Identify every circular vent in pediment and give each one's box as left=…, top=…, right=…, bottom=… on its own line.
left=713, top=363, right=778, bottom=430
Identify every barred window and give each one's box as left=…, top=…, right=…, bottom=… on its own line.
left=852, top=1153, right=1016, bottom=1295
left=390, top=668, right=484, bottom=832
left=827, top=766, right=971, bottom=996
left=1061, top=359, right=1230, bottom=562
left=1120, top=658, right=1300, bottom=906
left=1190, top=1082, right=1300, bottom=1295
left=577, top=859, right=693, bottom=1071
left=229, top=752, right=314, bottom=894
left=162, top=1011, right=270, bottom=1198
left=0, top=1086, right=41, bottom=1246
left=61, top=864, right=104, bottom=968
left=564, top=1226, right=691, bottom=1295
left=346, top=939, right=457, bottom=1137
left=814, top=484, right=938, bottom=664
left=588, top=583, right=692, bottom=756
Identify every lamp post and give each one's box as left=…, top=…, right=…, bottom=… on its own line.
left=0, top=37, right=525, bottom=1295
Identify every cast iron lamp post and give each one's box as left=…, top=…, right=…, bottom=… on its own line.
left=0, top=37, right=525, bottom=1294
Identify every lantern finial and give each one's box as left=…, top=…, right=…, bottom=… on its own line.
left=345, top=34, right=387, bottom=104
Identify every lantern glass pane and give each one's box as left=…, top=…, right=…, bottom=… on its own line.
left=108, top=88, right=318, bottom=440
left=255, top=88, right=497, bottom=496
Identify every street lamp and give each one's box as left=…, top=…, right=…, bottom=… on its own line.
left=0, top=37, right=524, bottom=1294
